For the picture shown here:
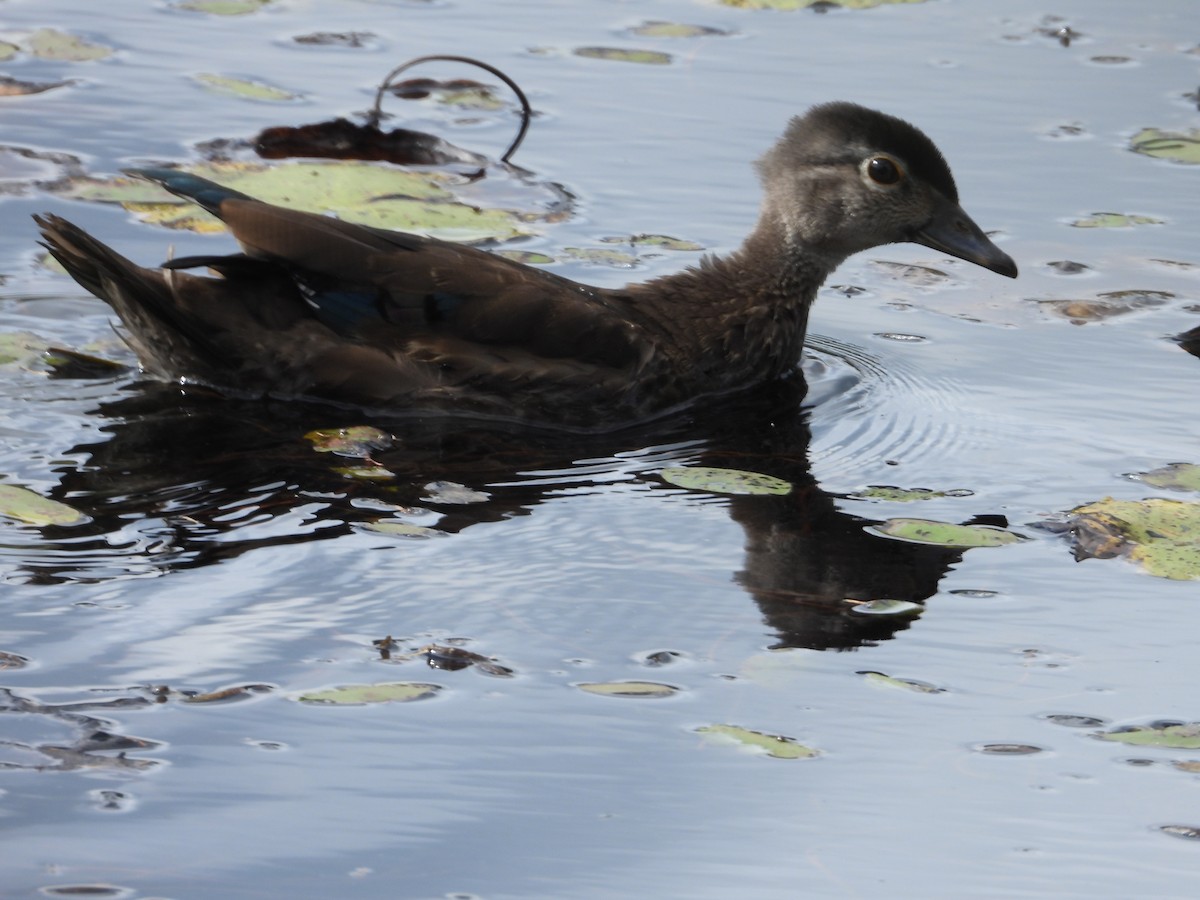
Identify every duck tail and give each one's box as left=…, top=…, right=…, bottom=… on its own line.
left=123, top=167, right=255, bottom=215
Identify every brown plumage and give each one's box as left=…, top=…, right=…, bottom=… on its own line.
left=36, top=102, right=1016, bottom=429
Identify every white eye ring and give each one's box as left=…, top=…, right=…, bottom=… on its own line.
left=861, top=154, right=905, bottom=188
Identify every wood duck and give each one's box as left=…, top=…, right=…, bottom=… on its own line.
left=36, top=102, right=1016, bottom=429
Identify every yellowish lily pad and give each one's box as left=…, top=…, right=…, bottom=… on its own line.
left=577, top=681, right=678, bottom=698
left=1070, top=212, right=1163, bottom=228
left=175, top=0, right=273, bottom=13
left=0, top=483, right=86, bottom=526
left=1098, top=722, right=1200, bottom=749
left=0, top=41, right=20, bottom=62
left=868, top=518, right=1027, bottom=548
left=573, top=47, right=672, bottom=65
left=851, top=485, right=972, bottom=502
left=859, top=671, right=944, bottom=693
left=1130, top=128, right=1200, bottom=165
left=494, top=250, right=555, bottom=265
left=600, top=234, right=705, bottom=251
left=193, top=73, right=299, bottom=103
left=296, top=682, right=441, bottom=704
left=26, top=28, right=114, bottom=62
left=361, top=521, right=444, bottom=538
left=304, top=426, right=391, bottom=458
left=1135, top=463, right=1200, bottom=493
left=696, top=724, right=818, bottom=759
left=848, top=598, right=923, bottom=617
left=563, top=247, right=640, bottom=268
left=719, top=0, right=925, bottom=8
left=629, top=22, right=730, bottom=38
left=660, top=466, right=792, bottom=496
left=1066, top=497, right=1200, bottom=580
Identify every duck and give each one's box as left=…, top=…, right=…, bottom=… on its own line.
left=36, top=102, right=1016, bottom=429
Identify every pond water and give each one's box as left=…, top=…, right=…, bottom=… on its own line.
left=2, top=0, right=1199, bottom=897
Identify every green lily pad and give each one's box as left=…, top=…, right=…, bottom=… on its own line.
left=573, top=47, right=672, bottom=65
left=629, top=22, right=731, bottom=38
left=868, top=518, right=1027, bottom=548
left=696, top=724, right=818, bottom=759
left=0, top=41, right=20, bottom=62
left=0, top=332, right=49, bottom=368
left=193, top=73, right=299, bottom=102
left=1098, top=723, right=1200, bottom=749
left=0, top=483, right=86, bottom=526
left=49, top=161, right=540, bottom=243
left=361, top=521, right=444, bottom=538
left=660, top=466, right=792, bottom=496
left=304, top=426, right=391, bottom=458
left=851, top=485, right=972, bottom=502
left=175, top=0, right=273, bottom=13
left=562, top=247, right=640, bottom=268
left=26, top=28, right=114, bottom=62
left=333, top=466, right=395, bottom=481
left=1066, top=497, right=1200, bottom=580
left=295, top=682, right=441, bottom=704
left=859, top=671, right=944, bottom=693
left=848, top=598, right=923, bottom=617
left=1130, top=128, right=1200, bottom=165
left=600, top=234, right=704, bottom=251
left=493, top=250, right=555, bottom=265
left=577, top=681, right=678, bottom=698
left=718, top=0, right=925, bottom=8
left=1070, top=212, right=1163, bottom=228
left=1135, top=463, right=1200, bottom=493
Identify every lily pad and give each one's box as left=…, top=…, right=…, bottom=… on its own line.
left=696, top=724, right=818, bottom=759
left=0, top=331, right=49, bottom=368
left=859, top=671, right=944, bottom=693
left=848, top=598, right=923, bottom=617
left=1065, top=497, right=1200, bottom=580
left=629, top=22, right=731, bottom=38
left=1130, top=128, right=1200, bottom=165
left=1134, top=463, right=1200, bottom=493
left=573, top=47, right=672, bottom=65
left=390, top=78, right=505, bottom=111
left=295, top=682, right=441, bottom=705
left=0, top=483, right=86, bottom=526
left=660, top=466, right=792, bottom=496
left=361, top=521, right=444, bottom=538
left=600, top=234, right=704, bottom=251
left=421, top=481, right=489, bottom=504
left=1038, top=290, right=1173, bottom=324
left=493, top=250, right=555, bottom=265
left=333, top=466, right=395, bottom=481
left=0, top=41, right=19, bottom=62
left=563, top=247, right=640, bottom=268
left=1070, top=212, right=1162, bottom=228
left=25, top=28, right=114, bottom=62
left=175, top=0, right=273, bottom=13
left=51, top=161, right=539, bottom=243
left=193, top=73, right=299, bottom=103
left=577, top=681, right=678, bottom=698
left=304, top=426, right=391, bottom=458
left=868, top=518, right=1026, bottom=548
left=1098, top=722, right=1200, bottom=749
left=851, top=485, right=972, bottom=502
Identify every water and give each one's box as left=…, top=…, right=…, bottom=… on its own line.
left=1, top=0, right=1199, bottom=897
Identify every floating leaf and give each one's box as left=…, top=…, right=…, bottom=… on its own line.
left=1065, top=497, right=1200, bottom=579
left=333, top=466, right=395, bottom=481
left=1070, top=212, right=1162, bottom=228
left=293, top=31, right=375, bottom=48
left=182, top=684, right=273, bottom=703
left=660, top=466, right=792, bottom=496
left=26, top=28, right=114, bottom=62
left=851, top=485, right=972, bottom=502
left=1098, top=723, right=1200, bottom=749
left=630, top=22, right=730, bottom=38
left=577, top=681, right=678, bottom=698
left=0, top=41, right=20, bottom=62
left=974, top=743, right=1042, bottom=755
left=390, top=78, right=505, bottom=111
left=0, top=484, right=86, bottom=526
left=296, top=682, right=441, bottom=704
left=494, top=250, right=555, bottom=265
left=0, top=75, right=73, bottom=97
left=859, top=670, right=944, bottom=693
left=48, top=161, right=540, bottom=243
left=421, top=481, right=489, bottom=504
left=361, top=521, right=444, bottom=538
left=193, top=73, right=299, bottom=102
left=1130, top=128, right=1200, bottom=165
left=600, top=233, right=704, bottom=251
left=696, top=724, right=818, bottom=759
left=1135, top=463, right=1200, bottom=493
left=869, top=518, right=1026, bottom=548
left=562, top=247, right=640, bottom=268
left=0, top=331, right=49, bottom=368
left=1037, top=290, right=1173, bottom=324
left=848, top=598, right=923, bottom=617
left=573, top=47, right=672, bottom=65
left=304, top=426, right=391, bottom=457
left=175, top=0, right=273, bottom=13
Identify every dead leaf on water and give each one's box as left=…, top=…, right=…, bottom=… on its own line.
left=304, top=426, right=391, bottom=458
left=1036, top=290, right=1174, bottom=324
left=1062, top=497, right=1200, bottom=580
left=0, top=75, right=73, bottom=97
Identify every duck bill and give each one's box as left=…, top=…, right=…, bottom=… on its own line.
left=913, top=198, right=1018, bottom=278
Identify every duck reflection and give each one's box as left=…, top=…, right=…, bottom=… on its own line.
left=43, top=376, right=969, bottom=650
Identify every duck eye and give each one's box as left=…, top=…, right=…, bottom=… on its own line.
left=866, top=156, right=902, bottom=186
